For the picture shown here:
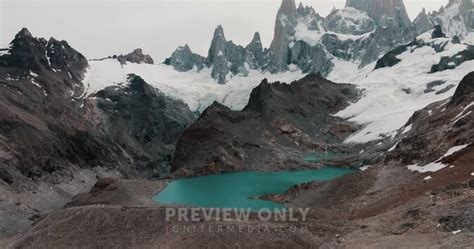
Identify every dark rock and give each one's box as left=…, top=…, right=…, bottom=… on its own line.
left=424, top=80, right=446, bottom=93
left=435, top=84, right=456, bottom=95
left=375, top=40, right=420, bottom=70
left=469, top=179, right=474, bottom=188
left=401, top=88, right=412, bottom=94
left=117, top=48, right=154, bottom=65
left=431, top=25, right=446, bottom=39
left=450, top=71, right=474, bottom=105
left=452, top=35, right=461, bottom=44
left=0, top=168, right=13, bottom=184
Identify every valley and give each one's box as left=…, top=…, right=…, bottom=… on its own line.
left=0, top=0, right=474, bottom=248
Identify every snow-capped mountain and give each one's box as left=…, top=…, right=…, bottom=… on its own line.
left=165, top=0, right=420, bottom=83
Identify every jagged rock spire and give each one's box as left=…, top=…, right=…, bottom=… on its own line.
left=15, top=28, right=33, bottom=40
left=207, top=25, right=227, bottom=65
left=413, top=7, right=434, bottom=35
left=269, top=0, right=298, bottom=72
left=248, top=32, right=262, bottom=47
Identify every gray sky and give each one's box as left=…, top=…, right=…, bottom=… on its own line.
left=1, top=0, right=448, bottom=62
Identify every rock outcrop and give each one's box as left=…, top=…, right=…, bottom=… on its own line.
left=116, top=48, right=154, bottom=65
left=163, top=45, right=205, bottom=72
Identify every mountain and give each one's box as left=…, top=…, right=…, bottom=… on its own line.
left=171, top=74, right=361, bottom=175
left=413, top=8, right=435, bottom=35
left=0, top=29, right=196, bottom=237
left=165, top=0, right=425, bottom=83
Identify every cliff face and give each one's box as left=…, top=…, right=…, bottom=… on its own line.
left=268, top=0, right=298, bottom=72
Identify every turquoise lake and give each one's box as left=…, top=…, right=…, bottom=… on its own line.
left=153, top=168, right=353, bottom=211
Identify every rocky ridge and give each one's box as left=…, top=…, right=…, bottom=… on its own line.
left=171, top=73, right=362, bottom=175
left=166, top=0, right=430, bottom=83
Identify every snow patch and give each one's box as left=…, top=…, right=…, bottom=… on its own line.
left=29, top=70, right=39, bottom=78
left=451, top=230, right=462, bottom=235
left=84, top=60, right=305, bottom=112
left=401, top=124, right=412, bottom=134
left=408, top=162, right=447, bottom=173
left=359, top=165, right=370, bottom=171
left=407, top=144, right=470, bottom=173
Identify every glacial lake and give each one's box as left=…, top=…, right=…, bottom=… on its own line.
left=153, top=168, right=353, bottom=211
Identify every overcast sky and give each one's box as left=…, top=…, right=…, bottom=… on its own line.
left=1, top=0, right=448, bottom=62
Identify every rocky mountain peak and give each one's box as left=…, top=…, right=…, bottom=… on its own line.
left=268, top=0, right=299, bottom=73
left=250, top=32, right=262, bottom=45
left=279, top=0, right=297, bottom=23
left=15, top=27, right=33, bottom=40
left=413, top=7, right=434, bottom=35
left=213, top=25, right=226, bottom=40
left=1, top=28, right=88, bottom=84
left=116, top=48, right=154, bottom=65
left=207, top=25, right=228, bottom=64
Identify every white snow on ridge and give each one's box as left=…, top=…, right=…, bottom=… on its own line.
left=407, top=144, right=470, bottom=173
left=328, top=40, right=474, bottom=143
left=84, top=60, right=304, bottom=112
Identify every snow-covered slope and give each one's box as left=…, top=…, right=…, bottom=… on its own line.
left=329, top=35, right=474, bottom=143
left=84, top=60, right=304, bottom=112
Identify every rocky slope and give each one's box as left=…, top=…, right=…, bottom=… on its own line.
left=0, top=29, right=195, bottom=238
left=171, top=73, right=361, bottom=175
